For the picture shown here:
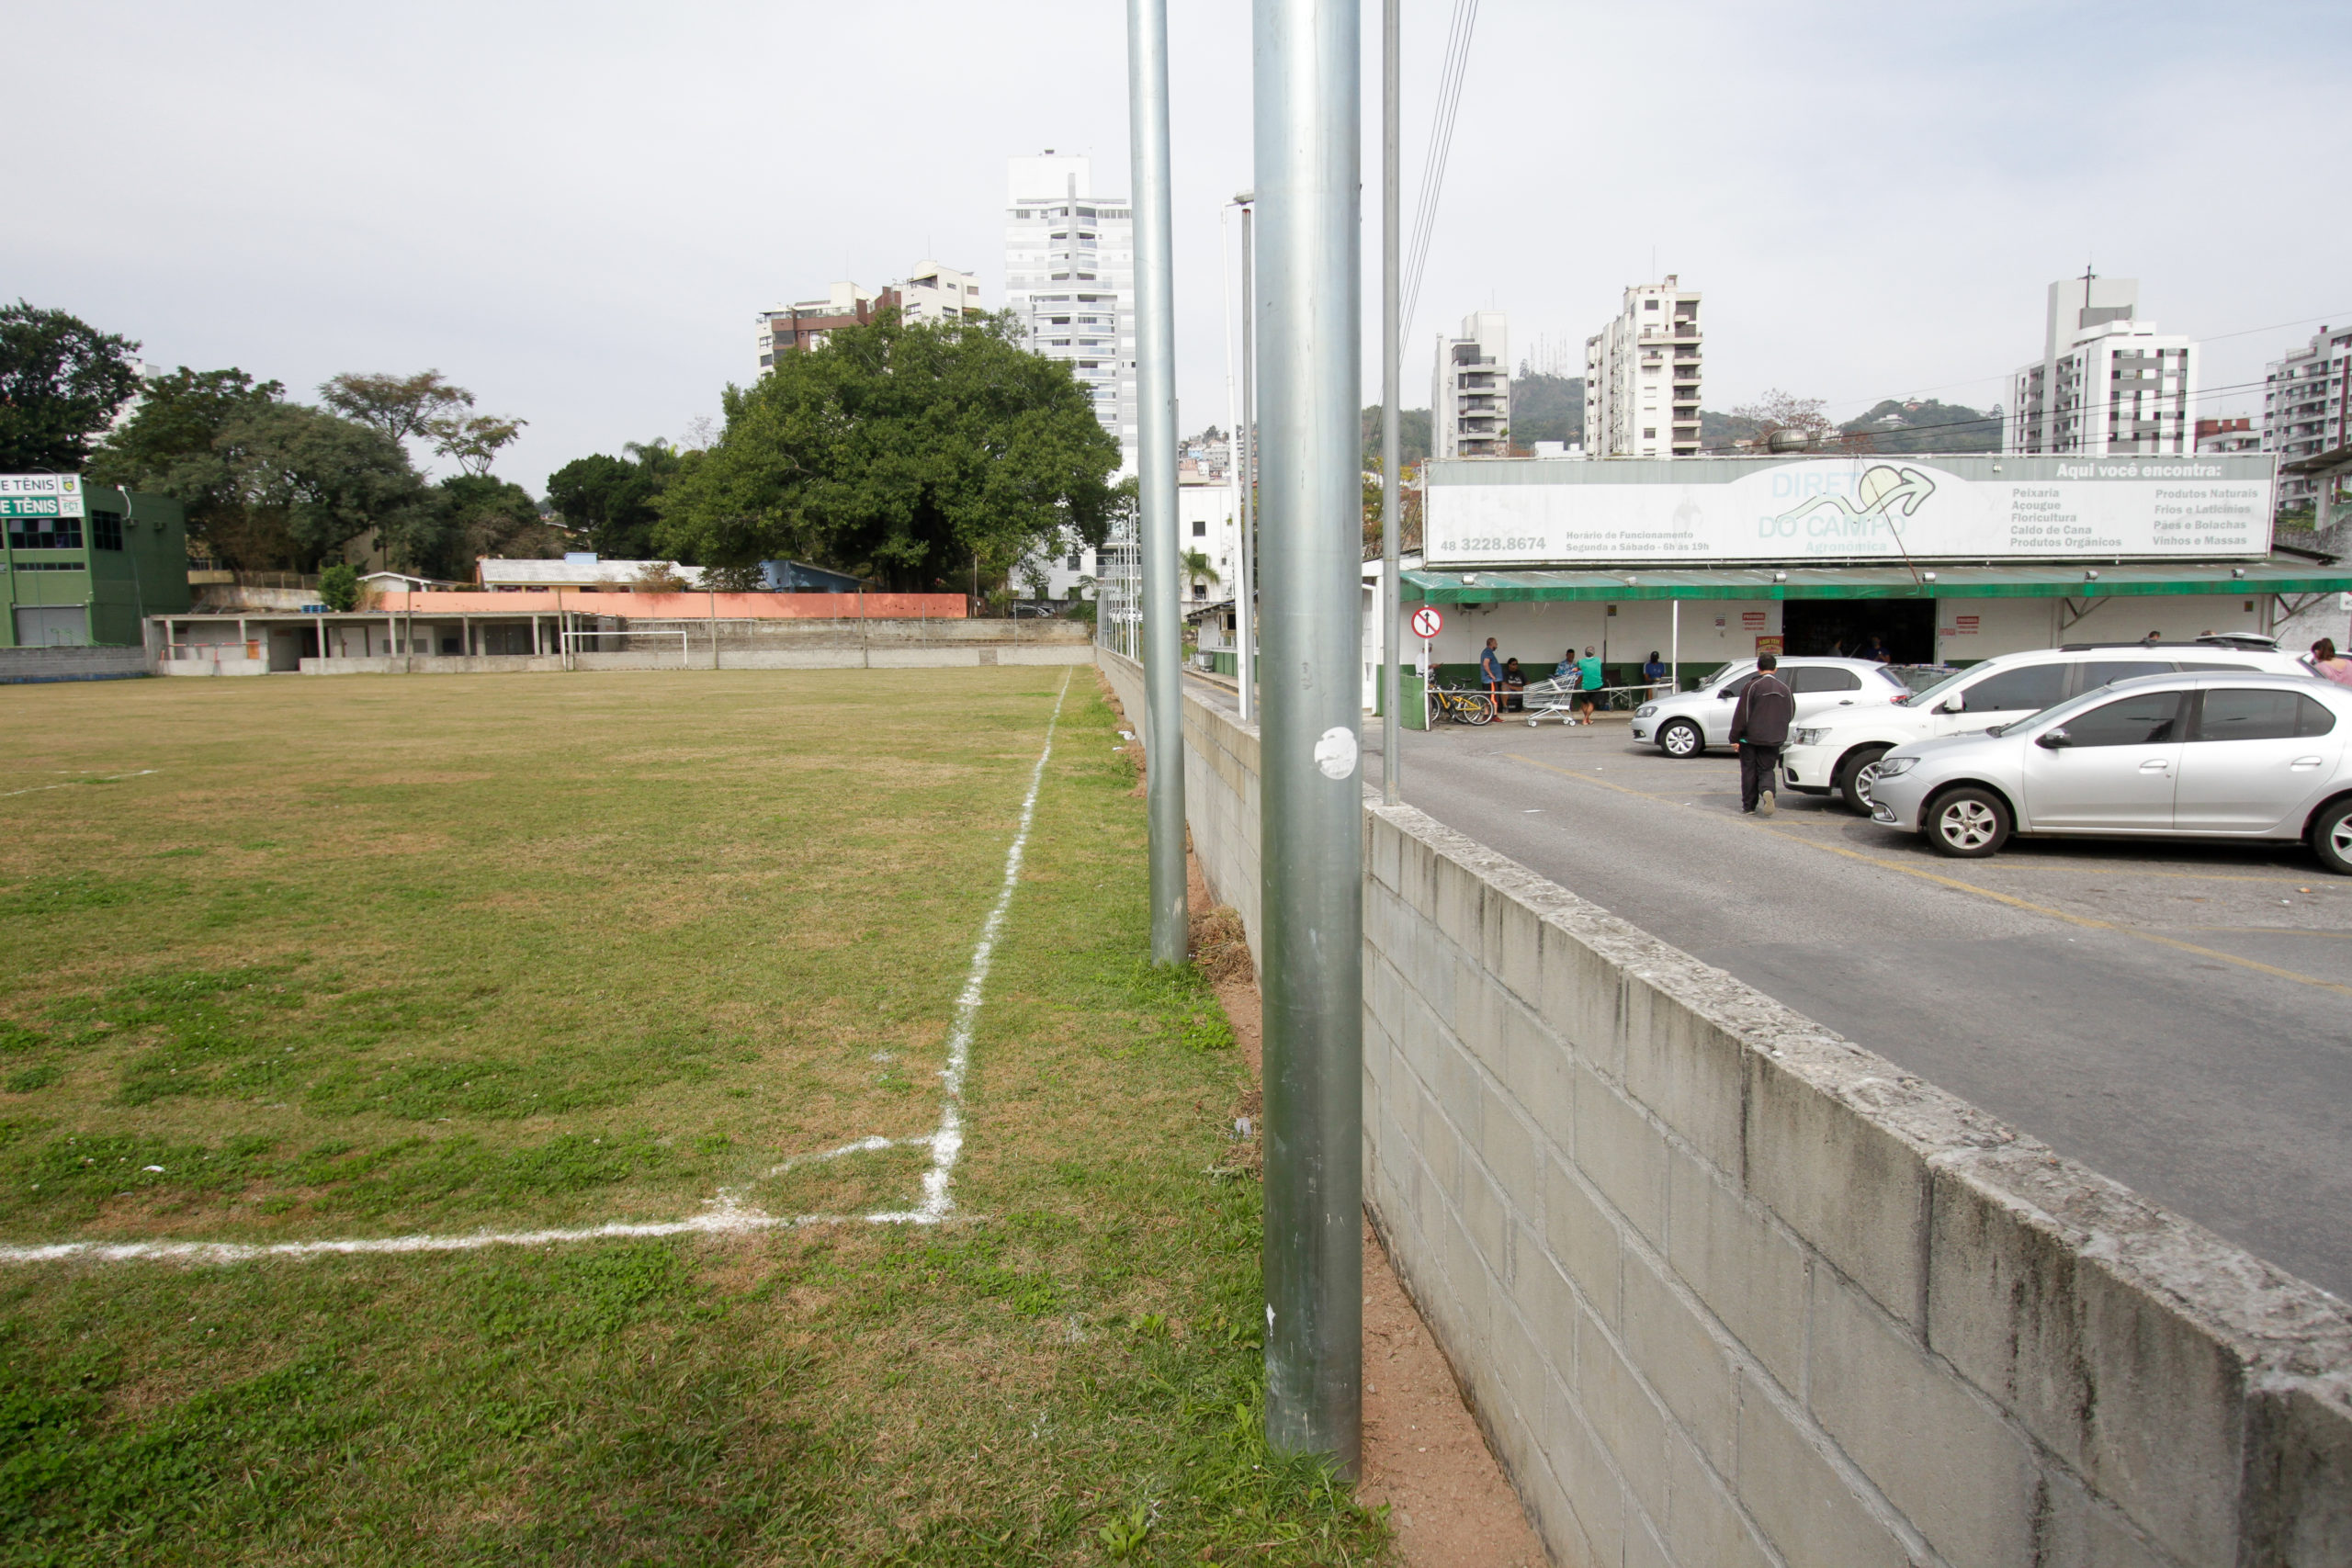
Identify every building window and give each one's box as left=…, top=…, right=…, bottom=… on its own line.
left=1643, top=428, right=1657, bottom=440
left=90, top=513, right=123, bottom=551
left=1192, top=520, right=1206, bottom=537
left=6, top=517, right=82, bottom=551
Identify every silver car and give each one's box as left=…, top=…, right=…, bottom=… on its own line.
left=1867, top=671, right=2352, bottom=873
left=1630, top=657, right=1911, bottom=758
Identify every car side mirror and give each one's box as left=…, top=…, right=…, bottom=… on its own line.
left=1715, top=688, right=1734, bottom=700
left=1935, top=697, right=1962, bottom=714
left=2036, top=728, right=2072, bottom=750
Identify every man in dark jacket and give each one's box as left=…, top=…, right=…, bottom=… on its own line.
left=1730, top=653, right=1795, bottom=816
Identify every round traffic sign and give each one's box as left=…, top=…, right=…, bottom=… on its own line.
left=1409, top=606, right=1443, bottom=639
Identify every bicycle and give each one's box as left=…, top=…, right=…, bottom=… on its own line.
left=1429, top=685, right=1496, bottom=726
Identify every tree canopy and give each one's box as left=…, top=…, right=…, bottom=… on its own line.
left=546, top=440, right=685, bottom=560
left=655, top=313, right=1122, bottom=591
left=0, top=301, right=146, bottom=470
left=92, top=371, right=429, bottom=570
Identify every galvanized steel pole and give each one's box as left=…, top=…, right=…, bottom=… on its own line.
left=1237, top=196, right=1257, bottom=726
left=1255, top=0, right=1363, bottom=1470
left=1128, top=0, right=1188, bottom=964
left=1379, top=0, right=1401, bottom=806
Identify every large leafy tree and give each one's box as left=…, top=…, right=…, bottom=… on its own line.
left=390, top=474, right=567, bottom=581
left=656, top=313, right=1122, bottom=590
left=0, top=302, right=146, bottom=470
left=318, top=370, right=472, bottom=446
left=546, top=440, right=684, bottom=559
left=93, top=375, right=427, bottom=570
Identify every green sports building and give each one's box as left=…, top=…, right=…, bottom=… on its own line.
left=1, top=475, right=191, bottom=649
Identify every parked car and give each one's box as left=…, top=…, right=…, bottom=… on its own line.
left=1779, top=638, right=2318, bottom=813
left=1865, top=671, right=2352, bottom=873
left=1630, top=658, right=1911, bottom=757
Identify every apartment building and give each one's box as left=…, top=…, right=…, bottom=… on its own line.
left=1432, top=311, right=1510, bottom=458
left=754, top=282, right=892, bottom=370
left=2007, top=277, right=2198, bottom=457
left=2266, top=324, right=2351, bottom=515
left=1583, top=277, right=1702, bottom=458
left=899, top=261, right=983, bottom=326
left=1003, top=152, right=1138, bottom=464
left=2195, top=417, right=2260, bottom=455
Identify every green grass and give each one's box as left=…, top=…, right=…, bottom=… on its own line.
left=0, top=669, right=1382, bottom=1565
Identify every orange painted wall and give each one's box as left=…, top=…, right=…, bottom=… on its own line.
left=360, top=591, right=967, bottom=619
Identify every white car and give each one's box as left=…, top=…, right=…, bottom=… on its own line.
left=1780, top=639, right=2316, bottom=813
left=1867, top=671, right=2352, bottom=873
left=1630, top=658, right=1910, bottom=758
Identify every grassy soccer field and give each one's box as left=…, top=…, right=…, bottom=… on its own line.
left=0, top=669, right=1382, bottom=1565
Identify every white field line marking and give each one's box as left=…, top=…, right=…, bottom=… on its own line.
left=1, top=769, right=159, bottom=798
left=0, top=671, right=1073, bottom=1267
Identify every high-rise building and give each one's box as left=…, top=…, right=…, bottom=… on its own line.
left=1002, top=152, right=1137, bottom=463
left=1431, top=311, right=1510, bottom=458
left=899, top=261, right=983, bottom=326
left=1583, top=277, right=1702, bottom=458
left=2007, top=277, right=2198, bottom=457
left=2265, top=324, right=2351, bottom=515
left=754, top=282, right=889, bottom=371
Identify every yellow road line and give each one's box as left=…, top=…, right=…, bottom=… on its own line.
left=1505, top=752, right=2352, bottom=998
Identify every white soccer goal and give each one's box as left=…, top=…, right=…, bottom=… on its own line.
left=559, top=628, right=693, bottom=668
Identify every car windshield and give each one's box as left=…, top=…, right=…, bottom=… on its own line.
left=1900, top=667, right=1976, bottom=707
left=1887, top=663, right=1956, bottom=694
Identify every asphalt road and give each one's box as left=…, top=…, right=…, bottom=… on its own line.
left=1335, top=695, right=2352, bottom=1301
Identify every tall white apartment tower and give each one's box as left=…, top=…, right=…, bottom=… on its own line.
left=2265, top=323, right=2351, bottom=516
left=1583, top=276, right=1702, bottom=458
left=1431, top=311, right=1510, bottom=457
left=1002, top=153, right=1138, bottom=465
left=2008, top=277, right=2199, bottom=457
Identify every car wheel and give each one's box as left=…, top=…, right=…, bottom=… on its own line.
left=1657, top=718, right=1702, bottom=758
left=1837, top=745, right=1893, bottom=814
left=2312, top=797, right=2352, bottom=876
left=1926, top=785, right=2010, bottom=859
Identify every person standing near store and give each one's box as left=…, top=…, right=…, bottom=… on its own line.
left=1731, top=653, right=1795, bottom=816
left=1575, top=645, right=1604, bottom=724
left=1480, top=637, right=1506, bottom=717
left=2310, top=637, right=2352, bottom=688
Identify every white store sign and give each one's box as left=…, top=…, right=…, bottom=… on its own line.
left=1426, top=456, right=2273, bottom=567
left=0, top=473, right=86, bottom=519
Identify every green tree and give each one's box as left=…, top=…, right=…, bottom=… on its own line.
left=656, top=312, right=1121, bottom=591
left=318, top=562, right=360, bottom=612
left=0, top=302, right=147, bottom=470
left=545, top=440, right=683, bottom=559
left=387, top=474, right=566, bottom=581
left=430, top=412, right=528, bottom=477
left=88, top=367, right=287, bottom=558
left=1180, top=547, right=1220, bottom=594
left=318, top=370, right=473, bottom=447
left=1358, top=403, right=1431, bottom=469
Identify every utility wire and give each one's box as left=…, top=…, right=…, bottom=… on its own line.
left=1400, top=0, right=1478, bottom=345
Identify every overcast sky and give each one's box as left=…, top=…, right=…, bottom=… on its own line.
left=9, top=1, right=2348, bottom=493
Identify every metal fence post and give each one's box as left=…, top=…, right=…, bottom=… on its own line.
left=1254, top=0, right=1363, bottom=1472
left=1129, top=0, right=1189, bottom=965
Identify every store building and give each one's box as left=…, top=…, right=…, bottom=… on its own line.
left=1, top=475, right=190, bottom=648
left=1405, top=452, right=2352, bottom=691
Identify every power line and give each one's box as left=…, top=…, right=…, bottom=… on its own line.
left=1794, top=372, right=2314, bottom=451
left=1400, top=0, right=1478, bottom=346
left=1823, top=309, right=2351, bottom=418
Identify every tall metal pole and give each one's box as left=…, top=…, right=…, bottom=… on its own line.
left=1379, top=0, right=1401, bottom=805
left=1128, top=0, right=1188, bottom=965
left=1255, top=0, right=1362, bottom=1470
left=1238, top=197, right=1257, bottom=726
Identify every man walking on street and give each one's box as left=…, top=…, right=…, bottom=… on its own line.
left=1732, top=653, right=1795, bottom=816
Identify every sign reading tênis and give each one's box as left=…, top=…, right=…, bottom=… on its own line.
left=0, top=474, right=86, bottom=520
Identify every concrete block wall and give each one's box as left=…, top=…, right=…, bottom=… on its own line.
left=1102, top=645, right=2352, bottom=1567
left=0, top=646, right=150, bottom=683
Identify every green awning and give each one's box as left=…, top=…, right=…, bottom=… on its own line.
left=1403, top=558, right=2352, bottom=604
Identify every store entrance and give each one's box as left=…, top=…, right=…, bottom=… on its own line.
left=1781, top=599, right=1936, bottom=662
